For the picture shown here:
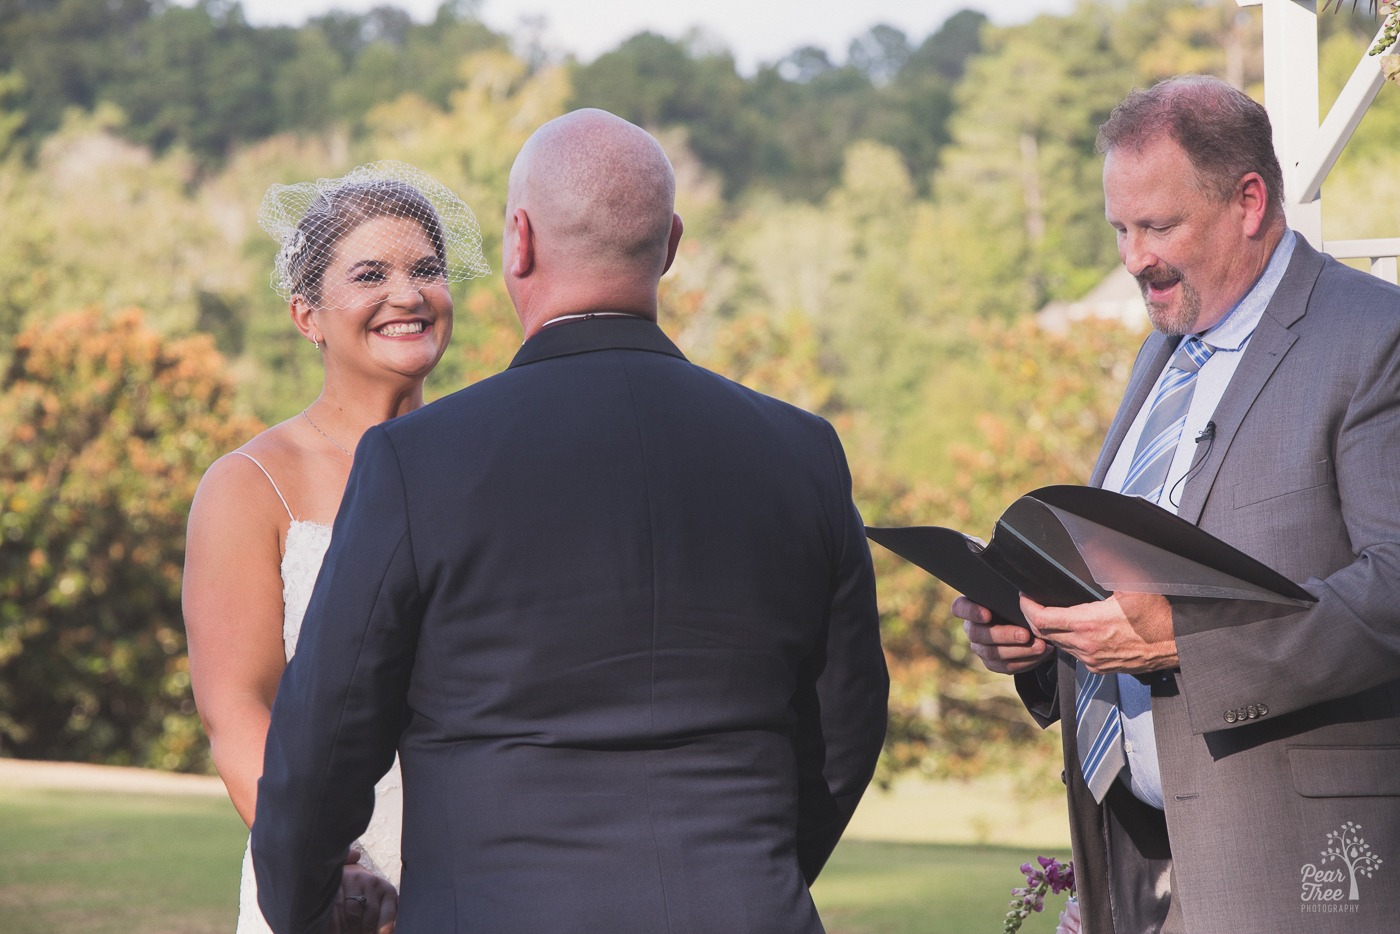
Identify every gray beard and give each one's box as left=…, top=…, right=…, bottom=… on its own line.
left=1140, top=276, right=1201, bottom=337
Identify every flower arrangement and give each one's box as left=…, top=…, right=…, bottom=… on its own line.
left=1359, top=0, right=1400, bottom=82
left=1374, top=6, right=1400, bottom=57
left=1003, top=856, right=1077, bottom=934
left=1319, top=1, right=1400, bottom=85
left=1374, top=3, right=1400, bottom=85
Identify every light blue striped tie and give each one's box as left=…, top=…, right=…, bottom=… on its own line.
left=1119, top=337, right=1216, bottom=503
left=1076, top=336, right=1215, bottom=802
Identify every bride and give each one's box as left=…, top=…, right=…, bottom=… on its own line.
left=183, top=162, right=489, bottom=933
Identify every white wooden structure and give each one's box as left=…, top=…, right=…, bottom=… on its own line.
left=1241, top=0, right=1399, bottom=281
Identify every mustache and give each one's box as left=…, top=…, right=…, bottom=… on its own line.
left=1136, top=264, right=1185, bottom=290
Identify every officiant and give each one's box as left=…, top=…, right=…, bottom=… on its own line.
left=956, top=75, right=1400, bottom=933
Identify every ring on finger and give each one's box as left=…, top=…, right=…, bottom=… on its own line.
left=345, top=894, right=368, bottom=906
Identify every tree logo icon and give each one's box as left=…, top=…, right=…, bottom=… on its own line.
left=1315, top=821, right=1384, bottom=902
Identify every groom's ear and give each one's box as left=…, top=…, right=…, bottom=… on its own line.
left=661, top=213, right=683, bottom=275
left=506, top=208, right=535, bottom=279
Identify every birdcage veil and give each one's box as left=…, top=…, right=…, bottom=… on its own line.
left=257, top=161, right=490, bottom=310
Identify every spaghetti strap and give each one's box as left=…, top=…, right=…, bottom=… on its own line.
left=231, top=451, right=295, bottom=522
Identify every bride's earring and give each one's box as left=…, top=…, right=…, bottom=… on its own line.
left=310, top=335, right=321, bottom=350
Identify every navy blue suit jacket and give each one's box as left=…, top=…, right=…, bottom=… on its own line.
left=252, top=317, right=888, bottom=933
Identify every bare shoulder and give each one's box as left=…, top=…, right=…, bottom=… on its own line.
left=189, top=422, right=305, bottom=534
left=213, top=416, right=351, bottom=526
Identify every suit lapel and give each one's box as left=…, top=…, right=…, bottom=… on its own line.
left=1173, top=238, right=1324, bottom=523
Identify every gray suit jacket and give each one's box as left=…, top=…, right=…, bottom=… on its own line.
left=1020, top=238, right=1400, bottom=933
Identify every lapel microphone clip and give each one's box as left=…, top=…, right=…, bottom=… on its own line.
left=1170, top=421, right=1217, bottom=508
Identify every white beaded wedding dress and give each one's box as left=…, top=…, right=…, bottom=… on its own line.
left=234, top=453, right=403, bottom=933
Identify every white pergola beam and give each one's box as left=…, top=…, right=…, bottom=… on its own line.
left=1297, top=20, right=1392, bottom=201
left=1236, top=0, right=1399, bottom=281
left=1325, top=237, right=1400, bottom=255
left=1261, top=0, right=1322, bottom=244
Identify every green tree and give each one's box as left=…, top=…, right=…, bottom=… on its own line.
left=0, top=0, right=155, bottom=146
left=267, top=28, right=344, bottom=134
left=0, top=71, right=25, bottom=156
left=867, top=11, right=988, bottom=193
left=744, top=52, right=878, bottom=201
left=1114, top=0, right=1263, bottom=88
left=860, top=315, right=1145, bottom=781
left=569, top=31, right=758, bottom=197
left=109, top=2, right=289, bottom=157
left=0, top=308, right=260, bottom=770
left=818, top=141, right=932, bottom=433
left=0, top=0, right=507, bottom=164
left=0, top=107, right=253, bottom=357
left=932, top=4, right=1132, bottom=317
left=322, top=7, right=503, bottom=125
left=847, top=23, right=912, bottom=85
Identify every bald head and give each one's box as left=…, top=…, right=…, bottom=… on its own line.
left=508, top=109, right=677, bottom=278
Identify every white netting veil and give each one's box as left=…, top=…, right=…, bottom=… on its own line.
left=257, top=161, right=490, bottom=310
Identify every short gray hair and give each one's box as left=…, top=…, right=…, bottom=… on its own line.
left=1097, top=75, right=1284, bottom=215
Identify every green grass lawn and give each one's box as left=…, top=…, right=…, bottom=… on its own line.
left=0, top=781, right=1070, bottom=934
left=0, top=785, right=248, bottom=934
left=814, top=840, right=1067, bottom=934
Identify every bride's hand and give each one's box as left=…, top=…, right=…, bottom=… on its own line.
left=331, top=851, right=397, bottom=934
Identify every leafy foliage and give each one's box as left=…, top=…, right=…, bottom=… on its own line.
left=0, top=309, right=259, bottom=770
left=0, top=109, right=250, bottom=355
left=3, top=0, right=1399, bottom=782
left=933, top=5, right=1133, bottom=317
left=567, top=15, right=985, bottom=200
left=0, top=0, right=504, bottom=165
left=856, top=317, right=1143, bottom=782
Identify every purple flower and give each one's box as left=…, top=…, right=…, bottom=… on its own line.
left=1045, top=858, right=1076, bottom=894
left=1004, top=856, right=1077, bottom=933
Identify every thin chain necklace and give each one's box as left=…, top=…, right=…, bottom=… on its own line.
left=538, top=311, right=644, bottom=330
left=301, top=409, right=353, bottom=457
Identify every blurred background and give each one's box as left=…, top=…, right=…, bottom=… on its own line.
left=0, top=0, right=1396, bottom=928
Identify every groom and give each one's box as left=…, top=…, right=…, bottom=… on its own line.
left=251, top=108, right=889, bottom=934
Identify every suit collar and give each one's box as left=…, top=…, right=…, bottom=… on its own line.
left=1255, top=232, right=1324, bottom=331
left=508, top=315, right=687, bottom=369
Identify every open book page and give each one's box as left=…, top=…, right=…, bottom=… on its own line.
left=866, top=485, right=1315, bottom=626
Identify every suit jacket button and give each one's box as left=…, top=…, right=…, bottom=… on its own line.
left=1247, top=705, right=1258, bottom=719
left=1257, top=703, right=1268, bottom=717
left=1225, top=710, right=1237, bottom=723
